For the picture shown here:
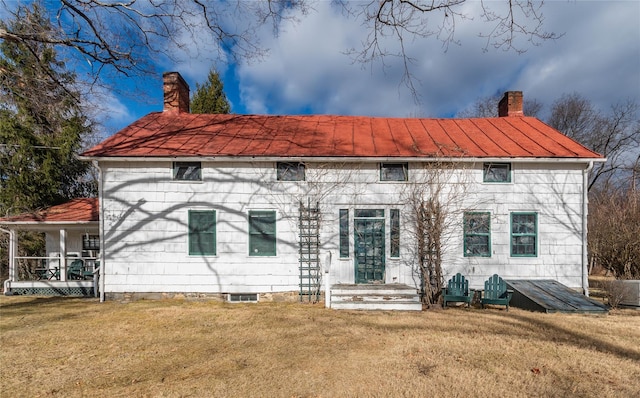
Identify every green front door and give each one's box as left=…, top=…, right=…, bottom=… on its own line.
left=354, top=211, right=385, bottom=284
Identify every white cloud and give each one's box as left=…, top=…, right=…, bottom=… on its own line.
left=232, top=0, right=639, bottom=118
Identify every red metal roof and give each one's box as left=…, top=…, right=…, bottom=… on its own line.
left=82, top=113, right=602, bottom=159
left=0, top=198, right=99, bottom=224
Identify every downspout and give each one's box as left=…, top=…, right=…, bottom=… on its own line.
left=1, top=227, right=13, bottom=294
left=582, top=161, right=594, bottom=296
left=94, top=160, right=106, bottom=302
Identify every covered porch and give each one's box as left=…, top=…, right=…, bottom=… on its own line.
left=1, top=198, right=100, bottom=296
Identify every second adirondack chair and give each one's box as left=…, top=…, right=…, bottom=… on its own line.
left=442, top=273, right=474, bottom=308
left=481, top=274, right=513, bottom=311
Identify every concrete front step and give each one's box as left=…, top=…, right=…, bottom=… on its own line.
left=330, top=283, right=422, bottom=311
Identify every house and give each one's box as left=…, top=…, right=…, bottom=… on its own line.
left=3, top=72, right=604, bottom=308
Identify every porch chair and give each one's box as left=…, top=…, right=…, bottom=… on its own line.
left=442, top=273, right=474, bottom=308
left=67, top=259, right=85, bottom=280
left=480, top=274, right=513, bottom=311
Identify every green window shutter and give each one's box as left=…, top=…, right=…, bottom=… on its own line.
left=249, top=211, right=276, bottom=256
left=339, top=209, right=349, bottom=258
left=390, top=209, right=400, bottom=257
left=511, top=212, right=537, bottom=257
left=464, top=212, right=491, bottom=257
left=189, top=210, right=216, bottom=255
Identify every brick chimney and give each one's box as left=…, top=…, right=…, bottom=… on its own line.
left=163, top=72, right=190, bottom=113
left=498, top=91, right=524, bottom=117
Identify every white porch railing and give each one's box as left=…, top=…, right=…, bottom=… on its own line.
left=14, top=256, right=99, bottom=282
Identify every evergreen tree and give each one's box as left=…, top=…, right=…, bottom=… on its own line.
left=190, top=68, right=231, bottom=114
left=0, top=3, right=95, bottom=216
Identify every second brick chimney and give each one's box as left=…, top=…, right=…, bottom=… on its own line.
left=498, top=91, right=524, bottom=117
left=163, top=72, right=190, bottom=113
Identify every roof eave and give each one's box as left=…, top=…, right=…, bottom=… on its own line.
left=80, top=155, right=606, bottom=163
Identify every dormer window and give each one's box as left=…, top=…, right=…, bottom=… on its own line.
left=173, top=162, right=201, bottom=181
left=277, top=162, right=305, bottom=181
left=483, top=162, right=511, bottom=183
left=380, top=163, right=408, bottom=181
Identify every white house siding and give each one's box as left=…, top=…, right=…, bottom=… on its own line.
left=99, top=160, right=587, bottom=294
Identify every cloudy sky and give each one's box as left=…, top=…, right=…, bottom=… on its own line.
left=87, top=1, right=639, bottom=135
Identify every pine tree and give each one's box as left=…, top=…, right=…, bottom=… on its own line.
left=0, top=3, right=95, bottom=216
left=190, top=68, right=231, bottom=114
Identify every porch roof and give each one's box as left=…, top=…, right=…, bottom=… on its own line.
left=0, top=198, right=99, bottom=225
left=81, top=113, right=604, bottom=160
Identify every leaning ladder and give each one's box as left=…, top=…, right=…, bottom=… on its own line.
left=299, top=200, right=321, bottom=303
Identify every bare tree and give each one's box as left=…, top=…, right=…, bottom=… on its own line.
left=589, top=189, right=640, bottom=279
left=548, top=93, right=640, bottom=191
left=456, top=93, right=543, bottom=118
left=402, top=160, right=470, bottom=307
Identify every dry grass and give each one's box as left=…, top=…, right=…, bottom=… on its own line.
left=1, top=295, right=639, bottom=398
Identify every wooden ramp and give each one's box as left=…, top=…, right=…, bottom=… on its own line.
left=506, top=280, right=608, bottom=313
left=330, top=284, right=422, bottom=311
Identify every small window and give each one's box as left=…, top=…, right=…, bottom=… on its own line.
left=464, top=212, right=491, bottom=257
left=174, top=162, right=202, bottom=181
left=390, top=209, right=400, bottom=257
left=82, top=235, right=100, bottom=251
left=511, top=212, right=537, bottom=257
left=380, top=163, right=408, bottom=181
left=483, top=163, right=511, bottom=183
left=249, top=211, right=276, bottom=256
left=354, top=209, right=385, bottom=218
left=228, top=293, right=259, bottom=303
left=339, top=209, right=349, bottom=258
left=277, top=162, right=305, bottom=181
left=188, top=210, right=216, bottom=255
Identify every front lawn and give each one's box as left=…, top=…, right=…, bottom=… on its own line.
left=1, top=296, right=639, bottom=397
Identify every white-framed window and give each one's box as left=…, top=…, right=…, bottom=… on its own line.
left=277, top=162, right=305, bottom=181
left=173, top=162, right=202, bottom=181
left=483, top=162, right=511, bottom=183
left=380, top=163, right=408, bottom=181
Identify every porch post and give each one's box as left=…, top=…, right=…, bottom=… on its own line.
left=2, top=228, right=16, bottom=292
left=60, top=228, right=67, bottom=282
left=9, top=229, right=16, bottom=281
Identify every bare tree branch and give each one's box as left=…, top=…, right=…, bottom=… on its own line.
left=2, top=1, right=560, bottom=102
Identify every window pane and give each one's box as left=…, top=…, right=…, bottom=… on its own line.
left=249, top=211, right=276, bottom=256
left=354, top=209, right=385, bottom=218
left=380, top=163, right=408, bottom=181
left=465, top=235, right=490, bottom=256
left=511, top=213, right=537, bottom=256
left=277, top=162, right=305, bottom=181
left=339, top=209, right=349, bottom=258
left=390, top=209, right=400, bottom=257
left=483, top=163, right=511, bottom=183
left=464, top=212, right=491, bottom=257
left=189, top=210, right=216, bottom=255
left=82, top=235, right=100, bottom=251
left=174, top=162, right=202, bottom=181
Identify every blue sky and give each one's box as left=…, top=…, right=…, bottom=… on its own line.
left=36, top=1, right=639, bottom=137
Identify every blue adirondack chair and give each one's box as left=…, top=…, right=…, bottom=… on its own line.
left=442, top=273, right=474, bottom=308
left=481, top=274, right=513, bottom=311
